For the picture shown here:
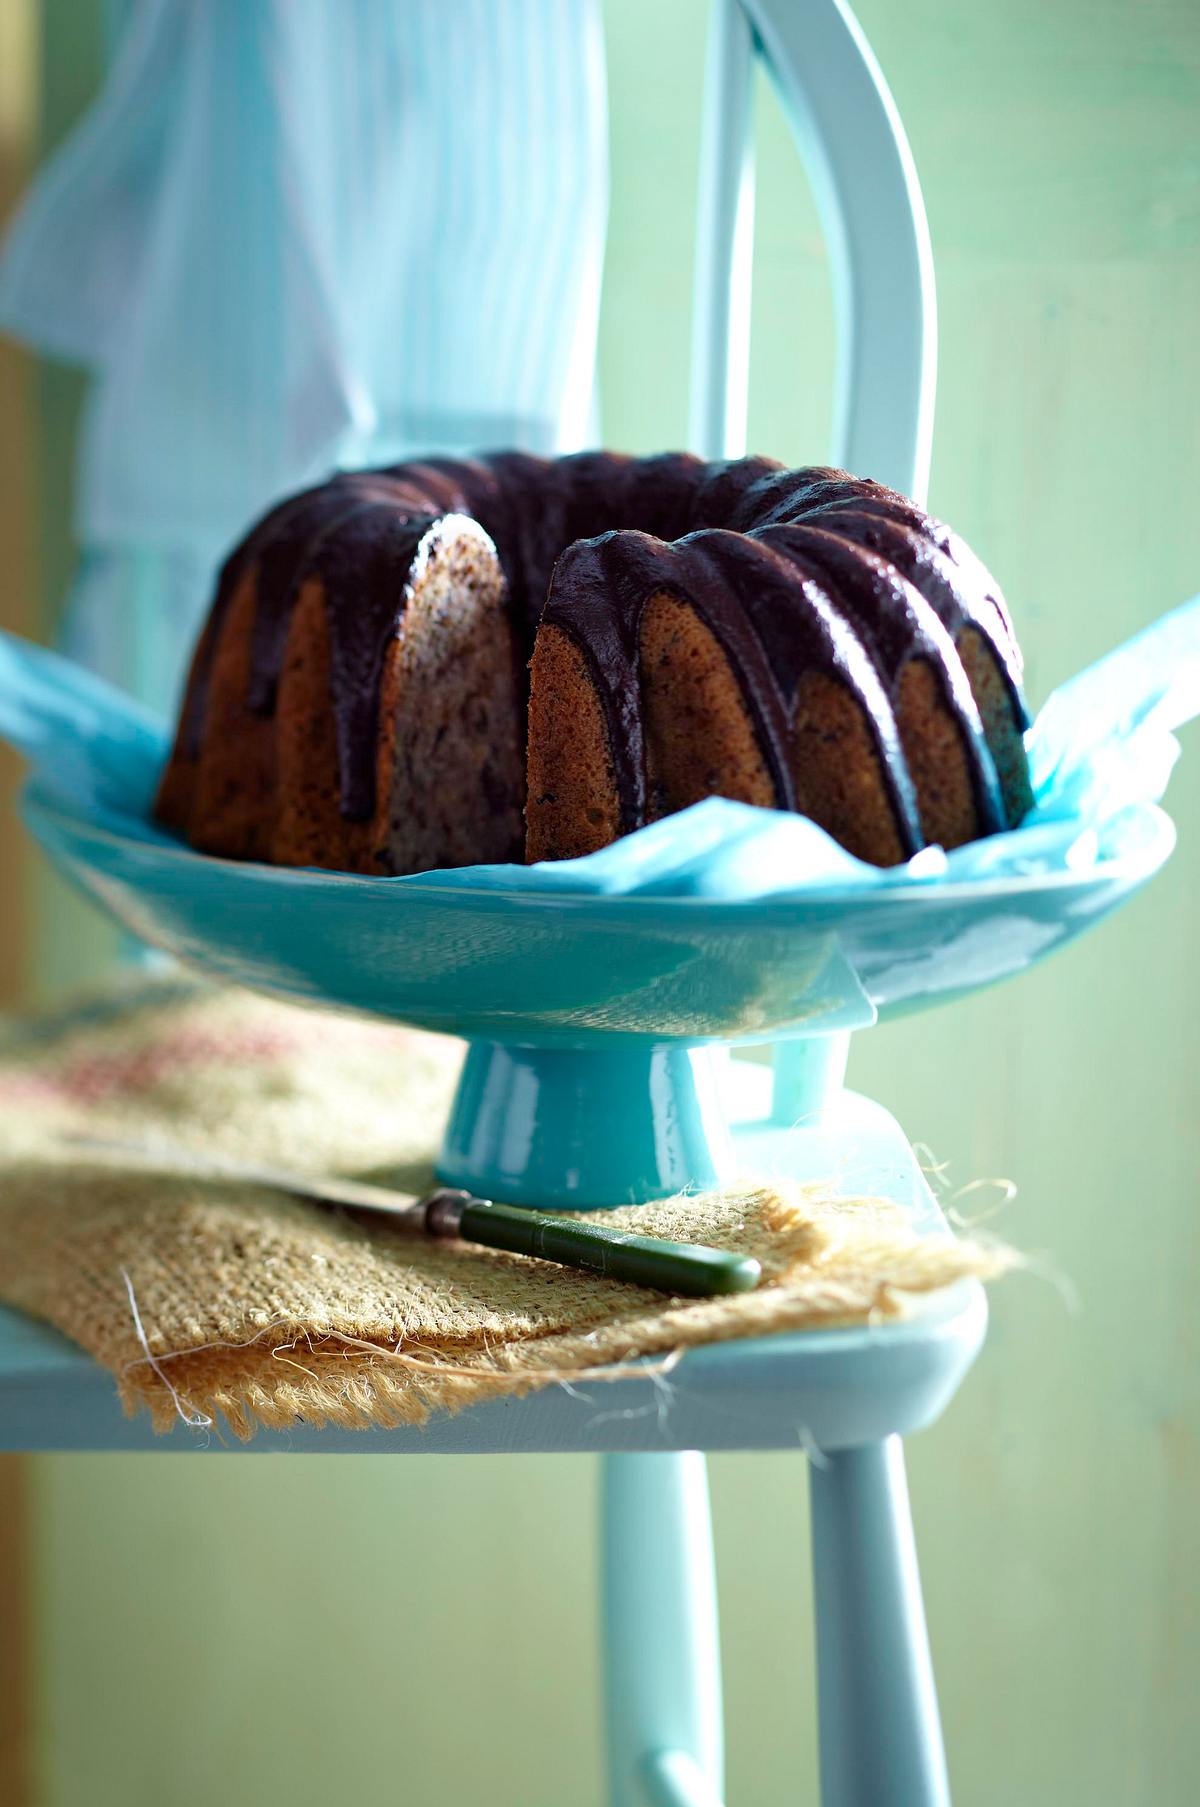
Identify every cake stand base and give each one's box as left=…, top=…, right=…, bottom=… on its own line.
left=436, top=1031, right=853, bottom=1209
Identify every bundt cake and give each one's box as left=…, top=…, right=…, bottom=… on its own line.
left=155, top=452, right=1033, bottom=874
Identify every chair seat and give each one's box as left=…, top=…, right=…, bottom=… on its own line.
left=0, top=1089, right=985, bottom=1454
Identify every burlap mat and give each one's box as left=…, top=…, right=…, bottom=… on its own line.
left=0, top=979, right=1010, bottom=1439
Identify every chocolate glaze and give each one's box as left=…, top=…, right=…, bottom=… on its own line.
left=754, top=525, right=1006, bottom=832
left=680, top=529, right=925, bottom=852
left=795, top=509, right=1028, bottom=715
left=307, top=505, right=444, bottom=819
left=175, top=451, right=1029, bottom=844
left=179, top=473, right=409, bottom=759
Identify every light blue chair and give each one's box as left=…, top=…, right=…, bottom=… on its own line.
left=0, top=3, right=968, bottom=1803
left=607, top=6, right=945, bottom=1799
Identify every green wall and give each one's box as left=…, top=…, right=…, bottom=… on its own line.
left=28, top=2, right=1200, bottom=1803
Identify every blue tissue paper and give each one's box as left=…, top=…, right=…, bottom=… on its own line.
left=0, top=599, right=1192, bottom=1039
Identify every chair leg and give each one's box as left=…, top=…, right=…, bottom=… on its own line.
left=601, top=1452, right=724, bottom=1807
left=809, top=1436, right=951, bottom=1807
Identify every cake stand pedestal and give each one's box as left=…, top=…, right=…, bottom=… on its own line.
left=437, top=1033, right=851, bottom=1208
left=439, top=1040, right=737, bottom=1207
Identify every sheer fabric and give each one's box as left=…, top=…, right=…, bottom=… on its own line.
left=0, top=0, right=608, bottom=703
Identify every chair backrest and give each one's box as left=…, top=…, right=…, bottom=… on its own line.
left=690, top=0, right=936, bottom=504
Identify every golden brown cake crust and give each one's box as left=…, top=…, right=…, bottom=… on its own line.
left=895, top=658, right=979, bottom=851
left=180, top=565, right=278, bottom=864
left=790, top=672, right=909, bottom=868
left=956, top=625, right=1035, bottom=827
left=271, top=577, right=373, bottom=871
left=525, top=624, right=621, bottom=864
left=637, top=592, right=776, bottom=819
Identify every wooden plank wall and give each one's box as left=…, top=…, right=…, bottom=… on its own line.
left=0, top=0, right=36, bottom=1003
left=0, top=4, right=37, bottom=1802
left=0, top=1458, right=29, bottom=1807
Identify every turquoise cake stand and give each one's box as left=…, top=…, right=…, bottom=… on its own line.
left=7, top=771, right=1178, bottom=1807
left=20, top=778, right=1175, bottom=1209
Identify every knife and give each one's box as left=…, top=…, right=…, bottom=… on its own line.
left=63, top=1135, right=762, bottom=1299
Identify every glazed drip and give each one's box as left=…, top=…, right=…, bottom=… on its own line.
left=724, top=457, right=1026, bottom=739
left=685, top=529, right=925, bottom=853
left=803, top=494, right=1029, bottom=726
left=246, top=489, right=412, bottom=715
left=814, top=510, right=983, bottom=629
left=316, top=507, right=451, bottom=818
left=179, top=473, right=406, bottom=759
left=535, top=532, right=656, bottom=830
left=651, top=532, right=801, bottom=809
left=756, top=524, right=1008, bottom=833
left=197, top=486, right=445, bottom=818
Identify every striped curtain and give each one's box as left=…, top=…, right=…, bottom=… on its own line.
left=0, top=0, right=609, bottom=705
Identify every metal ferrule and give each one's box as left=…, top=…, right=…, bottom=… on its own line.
left=421, top=1187, right=473, bottom=1238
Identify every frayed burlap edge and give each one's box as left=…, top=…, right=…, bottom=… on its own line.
left=111, top=1185, right=1015, bottom=1440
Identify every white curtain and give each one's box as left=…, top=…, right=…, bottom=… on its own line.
left=0, top=0, right=609, bottom=705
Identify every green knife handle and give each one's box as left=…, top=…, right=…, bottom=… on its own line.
left=458, top=1200, right=761, bottom=1298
